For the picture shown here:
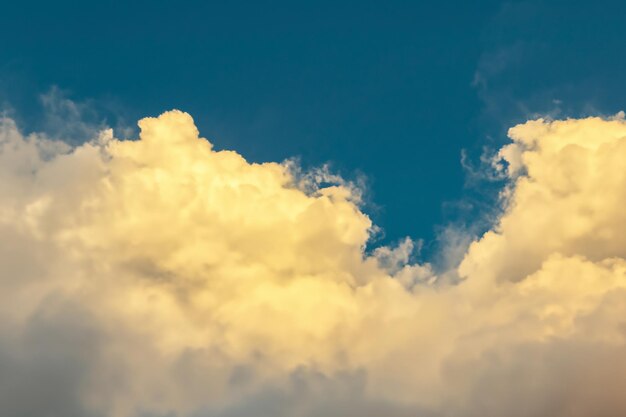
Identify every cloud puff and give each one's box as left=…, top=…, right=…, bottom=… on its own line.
left=1, top=110, right=625, bottom=417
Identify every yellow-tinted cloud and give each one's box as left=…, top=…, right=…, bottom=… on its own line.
left=1, top=111, right=625, bottom=417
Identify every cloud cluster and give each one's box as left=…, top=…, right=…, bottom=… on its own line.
left=1, top=110, right=625, bottom=416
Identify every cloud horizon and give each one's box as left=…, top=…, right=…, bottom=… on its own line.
left=1, top=109, right=626, bottom=417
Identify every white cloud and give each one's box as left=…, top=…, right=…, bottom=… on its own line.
left=1, top=110, right=626, bottom=416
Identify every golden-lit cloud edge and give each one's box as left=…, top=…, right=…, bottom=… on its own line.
left=1, top=110, right=625, bottom=417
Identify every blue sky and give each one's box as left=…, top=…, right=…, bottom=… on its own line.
left=1, top=0, right=624, bottom=258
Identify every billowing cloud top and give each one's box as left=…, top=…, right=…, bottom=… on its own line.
left=1, top=110, right=626, bottom=417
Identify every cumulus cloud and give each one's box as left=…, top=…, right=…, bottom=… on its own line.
left=1, top=110, right=626, bottom=417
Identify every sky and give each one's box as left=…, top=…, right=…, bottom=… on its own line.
left=2, top=1, right=626, bottom=417
left=4, top=0, right=625, bottom=254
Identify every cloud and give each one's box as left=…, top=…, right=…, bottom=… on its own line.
left=1, top=110, right=626, bottom=416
